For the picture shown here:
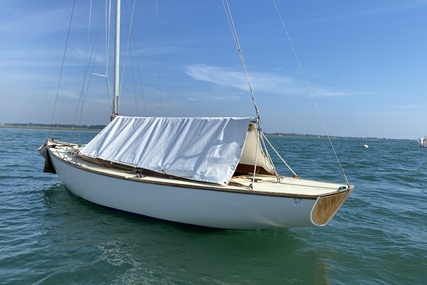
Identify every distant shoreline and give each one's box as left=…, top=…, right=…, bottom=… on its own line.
left=0, top=124, right=415, bottom=140
left=0, top=124, right=103, bottom=131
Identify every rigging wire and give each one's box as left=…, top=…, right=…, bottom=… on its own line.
left=74, top=1, right=104, bottom=127
left=94, top=0, right=114, bottom=114
left=272, top=0, right=350, bottom=186
left=222, top=0, right=263, bottom=188
left=119, top=0, right=136, bottom=101
left=76, top=0, right=94, bottom=127
left=105, top=0, right=113, bottom=112
left=128, top=36, right=147, bottom=115
left=113, top=0, right=147, bottom=116
left=155, top=0, right=163, bottom=113
left=262, top=132, right=298, bottom=177
left=49, top=0, right=76, bottom=136
left=222, top=0, right=261, bottom=124
left=259, top=132, right=281, bottom=177
left=74, top=0, right=93, bottom=127
left=130, top=32, right=147, bottom=115
left=120, top=0, right=146, bottom=116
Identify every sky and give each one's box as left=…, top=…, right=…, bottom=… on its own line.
left=0, top=0, right=426, bottom=139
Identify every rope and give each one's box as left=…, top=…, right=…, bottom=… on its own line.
left=272, top=0, right=350, bottom=186
left=222, top=0, right=261, bottom=124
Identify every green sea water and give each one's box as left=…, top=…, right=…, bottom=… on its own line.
left=0, top=128, right=426, bottom=284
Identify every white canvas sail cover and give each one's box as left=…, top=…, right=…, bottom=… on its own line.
left=80, top=116, right=252, bottom=185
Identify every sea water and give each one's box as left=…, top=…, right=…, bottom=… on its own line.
left=0, top=128, right=426, bottom=284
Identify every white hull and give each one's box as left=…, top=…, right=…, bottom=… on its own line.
left=38, top=2, right=353, bottom=230
left=41, top=139, right=352, bottom=229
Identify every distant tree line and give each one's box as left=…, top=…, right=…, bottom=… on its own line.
left=1, top=122, right=105, bottom=130
left=266, top=132, right=382, bottom=140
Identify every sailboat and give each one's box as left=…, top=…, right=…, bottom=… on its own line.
left=39, top=0, right=353, bottom=229
left=419, top=137, right=426, bottom=148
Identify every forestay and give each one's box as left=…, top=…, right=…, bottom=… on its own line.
left=80, top=116, right=252, bottom=185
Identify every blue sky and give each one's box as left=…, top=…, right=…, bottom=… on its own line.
left=1, top=0, right=426, bottom=139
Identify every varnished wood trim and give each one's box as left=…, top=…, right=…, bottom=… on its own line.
left=47, top=141, right=349, bottom=200
left=311, top=188, right=353, bottom=225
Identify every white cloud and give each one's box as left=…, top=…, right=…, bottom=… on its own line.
left=184, top=64, right=358, bottom=98
left=393, top=104, right=422, bottom=110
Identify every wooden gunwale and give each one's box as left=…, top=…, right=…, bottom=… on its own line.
left=47, top=140, right=352, bottom=199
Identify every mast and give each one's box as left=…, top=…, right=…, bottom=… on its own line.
left=112, top=0, right=120, bottom=119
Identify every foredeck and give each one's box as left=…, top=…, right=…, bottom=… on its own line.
left=231, top=175, right=349, bottom=196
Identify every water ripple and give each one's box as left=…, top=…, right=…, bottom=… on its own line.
left=1, top=130, right=426, bottom=284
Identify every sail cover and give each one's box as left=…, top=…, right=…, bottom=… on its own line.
left=80, top=116, right=252, bottom=185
